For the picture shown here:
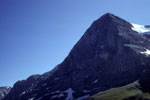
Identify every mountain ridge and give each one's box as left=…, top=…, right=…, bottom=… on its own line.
left=0, top=87, right=11, bottom=100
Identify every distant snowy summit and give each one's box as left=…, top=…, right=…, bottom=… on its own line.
left=131, top=23, right=150, bottom=56
left=131, top=23, right=150, bottom=34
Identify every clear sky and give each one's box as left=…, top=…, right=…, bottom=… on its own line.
left=0, top=0, right=150, bottom=87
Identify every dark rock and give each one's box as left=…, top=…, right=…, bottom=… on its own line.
left=145, top=25, right=150, bottom=28
left=139, top=68, right=150, bottom=92
left=0, top=87, right=11, bottom=100
left=3, top=75, right=40, bottom=100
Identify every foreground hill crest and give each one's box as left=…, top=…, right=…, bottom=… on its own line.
left=3, top=13, right=150, bottom=100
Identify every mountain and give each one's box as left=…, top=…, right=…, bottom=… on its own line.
left=3, top=13, right=150, bottom=100
left=0, top=87, right=11, bottom=100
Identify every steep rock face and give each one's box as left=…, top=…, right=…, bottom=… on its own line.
left=0, top=87, right=11, bottom=100
left=3, top=13, right=150, bottom=100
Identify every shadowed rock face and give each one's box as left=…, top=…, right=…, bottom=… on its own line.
left=139, top=68, right=150, bottom=92
left=3, top=13, right=150, bottom=100
left=0, top=87, right=11, bottom=100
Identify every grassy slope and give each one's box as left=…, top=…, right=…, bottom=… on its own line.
left=88, top=81, right=150, bottom=100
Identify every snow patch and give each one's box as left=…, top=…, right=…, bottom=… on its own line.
left=21, top=91, right=26, bottom=95
left=92, top=79, right=98, bottom=84
left=51, top=93, right=64, bottom=99
left=131, top=23, right=150, bottom=33
left=83, top=90, right=91, bottom=93
left=0, top=92, right=4, bottom=97
left=76, top=95, right=89, bottom=100
left=58, top=93, right=64, bottom=98
left=28, top=97, right=34, bottom=100
left=6, top=87, right=11, bottom=89
left=51, top=95, right=58, bottom=99
left=0, top=87, right=11, bottom=98
left=140, top=49, right=150, bottom=56
left=51, top=90, right=61, bottom=94
left=124, top=44, right=141, bottom=49
left=65, top=88, right=74, bottom=100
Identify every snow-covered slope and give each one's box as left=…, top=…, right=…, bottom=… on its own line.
left=131, top=23, right=150, bottom=33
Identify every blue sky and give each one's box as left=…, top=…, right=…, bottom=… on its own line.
left=0, top=0, right=150, bottom=86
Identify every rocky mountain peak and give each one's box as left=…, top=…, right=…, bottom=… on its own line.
left=95, top=13, right=132, bottom=28
left=62, top=13, right=138, bottom=68
left=3, top=13, right=150, bottom=100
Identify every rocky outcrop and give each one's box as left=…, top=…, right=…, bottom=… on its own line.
left=0, top=87, right=11, bottom=100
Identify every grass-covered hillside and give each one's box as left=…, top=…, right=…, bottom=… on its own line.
left=88, top=81, right=150, bottom=100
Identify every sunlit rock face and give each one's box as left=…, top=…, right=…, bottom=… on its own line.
left=3, top=13, right=150, bottom=100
